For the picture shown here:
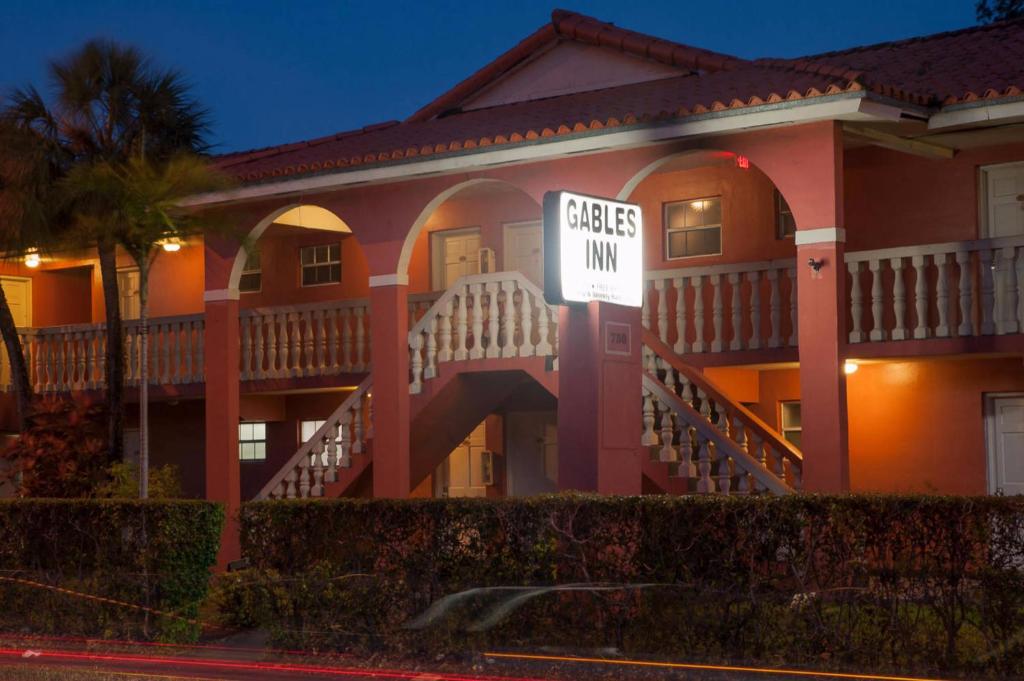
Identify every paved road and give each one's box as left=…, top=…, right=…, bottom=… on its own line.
left=0, top=642, right=952, bottom=681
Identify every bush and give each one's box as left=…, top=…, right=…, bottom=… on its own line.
left=96, top=462, right=184, bottom=499
left=0, top=499, right=223, bottom=642
left=223, top=495, right=1024, bottom=677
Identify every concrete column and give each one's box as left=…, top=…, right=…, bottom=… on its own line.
left=557, top=301, right=643, bottom=494
left=369, top=276, right=411, bottom=497
left=204, top=291, right=241, bottom=568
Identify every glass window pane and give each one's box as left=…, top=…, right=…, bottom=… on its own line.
left=665, top=204, right=687, bottom=230
left=252, top=423, right=266, bottom=440
left=784, top=431, right=802, bottom=448
left=329, top=243, right=340, bottom=261
left=300, top=246, right=313, bottom=265
left=239, top=423, right=252, bottom=440
left=781, top=402, right=801, bottom=428
left=329, top=263, right=341, bottom=282
left=254, top=442, right=266, bottom=459
left=702, top=198, right=722, bottom=226
left=239, top=272, right=261, bottom=293
left=668, top=231, right=687, bottom=258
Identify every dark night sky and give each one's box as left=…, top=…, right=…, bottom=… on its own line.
left=1, top=1, right=976, bottom=154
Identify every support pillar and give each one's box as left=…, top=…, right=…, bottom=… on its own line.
left=557, top=301, right=643, bottom=494
left=369, top=275, right=411, bottom=497
left=204, top=291, right=240, bottom=569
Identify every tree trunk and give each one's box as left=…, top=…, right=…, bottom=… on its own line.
left=98, top=239, right=124, bottom=464
left=137, top=260, right=149, bottom=499
left=0, top=283, right=32, bottom=430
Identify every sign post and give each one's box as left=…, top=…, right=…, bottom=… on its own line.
left=544, top=191, right=645, bottom=494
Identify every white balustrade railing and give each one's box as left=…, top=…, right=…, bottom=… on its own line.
left=408, top=292, right=443, bottom=328
left=258, top=376, right=373, bottom=500
left=846, top=236, right=1024, bottom=343
left=642, top=337, right=801, bottom=495
left=12, top=313, right=206, bottom=392
left=643, top=259, right=797, bottom=354
left=240, top=300, right=370, bottom=380
left=407, top=272, right=557, bottom=394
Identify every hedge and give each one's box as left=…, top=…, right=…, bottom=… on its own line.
left=0, top=499, right=223, bottom=642
left=221, top=494, right=1024, bottom=678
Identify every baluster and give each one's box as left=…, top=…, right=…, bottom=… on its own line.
left=86, top=331, right=96, bottom=389
left=787, top=267, right=798, bottom=346
left=715, top=448, right=732, bottom=495
left=469, top=283, right=484, bottom=360
left=352, top=397, right=364, bottom=454
left=310, top=443, right=325, bottom=496
left=911, top=254, right=931, bottom=339
left=658, top=400, right=677, bottom=462
left=767, top=269, right=781, bottom=348
left=654, top=279, right=669, bottom=344
left=747, top=270, right=761, bottom=350
left=1000, top=247, right=1019, bottom=334
left=409, top=333, right=424, bottom=394
left=55, top=333, right=66, bottom=390
left=250, top=314, right=263, bottom=379
left=692, top=276, right=706, bottom=352
left=74, top=332, right=85, bottom=390
left=749, top=433, right=765, bottom=493
left=697, top=387, right=713, bottom=425
left=438, top=299, right=454, bottom=362
left=454, top=287, right=470, bottom=361
left=890, top=257, right=907, bottom=340
left=339, top=411, right=353, bottom=468
left=641, top=390, right=658, bottom=446
left=520, top=288, right=534, bottom=356
left=867, top=259, right=884, bottom=341
left=288, top=311, right=302, bottom=376
left=354, top=307, right=366, bottom=370
left=284, top=468, right=297, bottom=499
left=728, top=273, right=742, bottom=351
left=733, top=416, right=749, bottom=494
left=955, top=250, right=973, bottom=336
left=771, top=445, right=785, bottom=483
left=424, top=316, right=438, bottom=379
left=848, top=261, right=864, bottom=343
left=171, top=323, right=181, bottom=383
left=678, top=424, right=695, bottom=478
left=711, top=274, right=724, bottom=352
left=673, top=277, right=688, bottom=354
left=315, top=309, right=326, bottom=373
left=339, top=308, right=353, bottom=371
left=980, top=249, right=996, bottom=335
left=536, top=299, right=552, bottom=355
left=297, top=456, right=311, bottom=498
left=641, top=280, right=652, bottom=330
left=327, top=308, right=339, bottom=372
left=934, top=254, right=951, bottom=338
left=325, top=425, right=339, bottom=482
left=273, top=313, right=286, bottom=377
left=501, top=280, right=517, bottom=358
left=696, top=435, right=714, bottom=494
left=485, top=282, right=500, bottom=358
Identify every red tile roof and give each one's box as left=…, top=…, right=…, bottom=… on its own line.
left=216, top=11, right=1024, bottom=184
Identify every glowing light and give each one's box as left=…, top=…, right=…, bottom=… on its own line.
left=690, top=200, right=706, bottom=211
left=160, top=238, right=183, bottom=252
left=736, top=155, right=750, bottom=169
left=844, top=361, right=859, bottom=375
left=23, top=251, right=40, bottom=268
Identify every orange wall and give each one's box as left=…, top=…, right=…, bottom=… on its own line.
left=239, top=229, right=369, bottom=309
left=31, top=267, right=92, bottom=327
left=628, top=163, right=796, bottom=271
left=844, top=141, right=1024, bottom=251
left=407, top=191, right=541, bottom=293
left=752, top=357, right=1024, bottom=494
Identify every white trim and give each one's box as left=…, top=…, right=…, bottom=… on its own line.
left=929, top=99, right=1024, bottom=131
left=203, top=288, right=240, bottom=302
left=979, top=161, right=1024, bottom=238
left=984, top=392, right=1024, bottom=495
left=186, top=95, right=893, bottom=208
left=369, top=273, right=409, bottom=287
left=0, top=276, right=33, bottom=328
left=795, top=227, right=846, bottom=246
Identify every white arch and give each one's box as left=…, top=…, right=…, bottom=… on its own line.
left=226, top=204, right=301, bottom=292
left=395, top=178, right=526, bottom=280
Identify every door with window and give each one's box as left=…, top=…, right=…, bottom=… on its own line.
left=503, top=221, right=543, bottom=287
left=117, top=269, right=141, bottom=320
left=984, top=163, right=1024, bottom=237
left=0, top=277, right=31, bottom=328
left=435, top=422, right=488, bottom=498
left=988, top=395, right=1024, bottom=495
left=432, top=228, right=481, bottom=290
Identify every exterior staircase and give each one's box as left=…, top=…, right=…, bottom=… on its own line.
left=257, top=274, right=801, bottom=499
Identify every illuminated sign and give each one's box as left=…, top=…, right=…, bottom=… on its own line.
left=542, top=190, right=643, bottom=307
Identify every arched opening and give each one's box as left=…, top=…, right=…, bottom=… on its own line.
left=620, top=149, right=802, bottom=444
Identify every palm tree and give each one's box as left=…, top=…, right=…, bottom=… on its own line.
left=62, top=154, right=234, bottom=497
left=0, top=40, right=210, bottom=461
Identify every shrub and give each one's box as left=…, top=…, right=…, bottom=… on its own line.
left=223, top=495, right=1024, bottom=677
left=0, top=396, right=108, bottom=497
left=0, top=499, right=223, bottom=642
left=96, top=462, right=184, bottom=499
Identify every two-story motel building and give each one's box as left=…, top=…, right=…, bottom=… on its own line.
left=4, top=11, right=1024, bottom=523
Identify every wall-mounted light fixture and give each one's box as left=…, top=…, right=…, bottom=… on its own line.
left=843, top=360, right=859, bottom=375
left=24, top=250, right=40, bottom=268
left=159, top=237, right=183, bottom=252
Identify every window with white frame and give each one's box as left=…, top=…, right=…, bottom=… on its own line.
left=775, top=189, right=796, bottom=239
left=780, top=401, right=801, bottom=448
left=239, top=250, right=261, bottom=293
left=300, top=419, right=343, bottom=444
left=300, top=244, right=341, bottom=286
left=665, top=197, right=722, bottom=259
left=238, top=422, right=267, bottom=461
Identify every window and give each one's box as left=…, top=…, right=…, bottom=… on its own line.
left=775, top=190, right=796, bottom=239
left=238, top=422, right=267, bottom=461
left=239, top=250, right=261, bottom=293
left=300, top=419, right=342, bottom=444
left=117, top=268, right=141, bottom=320
left=300, top=243, right=341, bottom=286
left=780, top=401, right=801, bottom=448
left=665, top=197, right=722, bottom=259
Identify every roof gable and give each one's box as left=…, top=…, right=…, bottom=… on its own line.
left=462, top=40, right=686, bottom=110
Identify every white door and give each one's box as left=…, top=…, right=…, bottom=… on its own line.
left=437, top=422, right=488, bottom=498
left=117, top=269, right=141, bottom=320
left=433, top=229, right=481, bottom=290
left=503, top=221, right=544, bottom=287
left=985, top=163, right=1024, bottom=237
left=505, top=411, right=558, bottom=496
left=989, top=396, right=1024, bottom=495
left=0, top=277, right=32, bottom=328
